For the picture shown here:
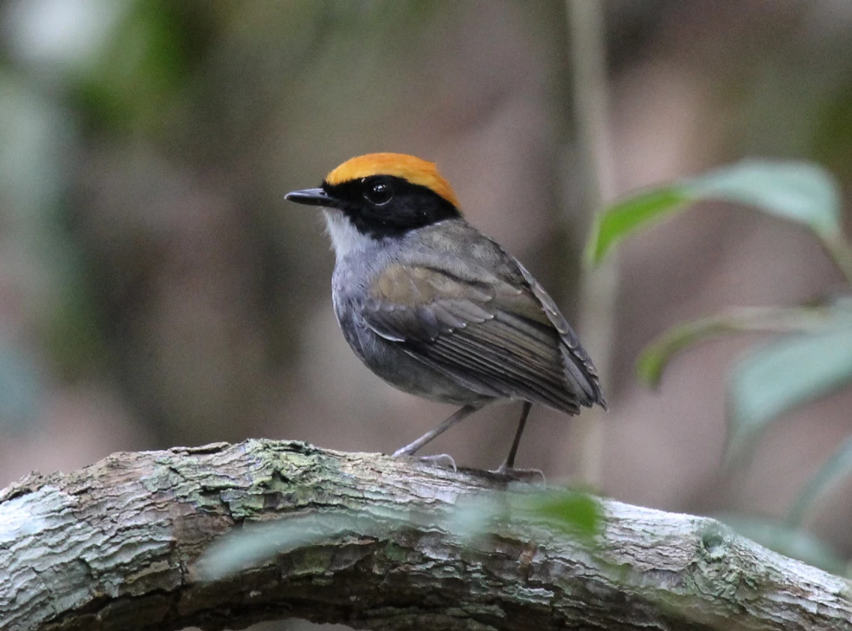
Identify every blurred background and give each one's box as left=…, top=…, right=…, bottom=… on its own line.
left=2, top=0, right=852, bottom=627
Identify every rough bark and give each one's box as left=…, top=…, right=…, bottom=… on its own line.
left=0, top=439, right=849, bottom=631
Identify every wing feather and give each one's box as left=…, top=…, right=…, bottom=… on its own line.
left=430, top=333, right=579, bottom=413
left=362, top=261, right=602, bottom=414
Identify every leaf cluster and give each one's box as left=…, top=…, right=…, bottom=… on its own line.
left=586, top=161, right=852, bottom=573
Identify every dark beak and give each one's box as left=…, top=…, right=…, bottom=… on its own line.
left=284, top=187, right=333, bottom=207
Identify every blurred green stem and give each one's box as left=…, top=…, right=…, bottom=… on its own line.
left=637, top=306, right=837, bottom=388
left=784, top=434, right=852, bottom=529
left=566, top=0, right=617, bottom=487
left=819, top=231, right=852, bottom=286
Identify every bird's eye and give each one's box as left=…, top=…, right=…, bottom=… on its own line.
left=364, top=182, right=393, bottom=206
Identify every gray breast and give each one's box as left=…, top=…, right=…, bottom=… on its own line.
left=331, top=262, right=494, bottom=407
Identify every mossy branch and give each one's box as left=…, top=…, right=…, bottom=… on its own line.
left=0, top=439, right=849, bottom=631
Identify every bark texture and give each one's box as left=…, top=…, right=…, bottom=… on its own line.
left=0, top=439, right=849, bottom=631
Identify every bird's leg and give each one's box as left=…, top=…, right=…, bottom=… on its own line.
left=495, top=401, right=534, bottom=474
left=393, top=404, right=479, bottom=457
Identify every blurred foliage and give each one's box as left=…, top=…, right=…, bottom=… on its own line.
left=636, top=306, right=835, bottom=388
left=814, top=84, right=852, bottom=172
left=0, top=68, right=73, bottom=430
left=513, top=487, right=601, bottom=539
left=585, top=161, right=846, bottom=267
left=72, top=0, right=202, bottom=134
left=587, top=160, right=852, bottom=574
left=728, top=316, right=852, bottom=461
left=200, top=486, right=602, bottom=581
left=785, top=434, right=852, bottom=531
left=0, top=340, right=44, bottom=433
left=200, top=511, right=361, bottom=580
left=714, top=514, right=846, bottom=576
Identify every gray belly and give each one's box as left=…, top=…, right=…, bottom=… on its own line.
left=334, top=300, right=492, bottom=407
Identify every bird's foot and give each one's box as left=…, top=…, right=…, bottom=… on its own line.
left=392, top=451, right=457, bottom=472
left=491, top=463, right=546, bottom=484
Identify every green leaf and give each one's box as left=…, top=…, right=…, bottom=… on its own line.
left=446, top=488, right=602, bottom=545
left=585, top=187, right=688, bottom=266
left=585, top=161, right=842, bottom=266
left=690, top=161, right=842, bottom=236
left=717, top=514, right=846, bottom=576
left=729, top=322, right=852, bottom=457
left=637, top=307, right=835, bottom=388
left=514, top=489, right=602, bottom=539
left=786, top=434, right=852, bottom=529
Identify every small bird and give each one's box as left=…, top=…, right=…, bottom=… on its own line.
left=286, top=153, right=605, bottom=472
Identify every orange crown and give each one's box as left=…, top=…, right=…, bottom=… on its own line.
left=325, top=153, right=460, bottom=209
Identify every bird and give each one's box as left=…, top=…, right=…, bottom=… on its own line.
left=285, top=153, right=605, bottom=473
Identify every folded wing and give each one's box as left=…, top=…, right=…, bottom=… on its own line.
left=361, top=261, right=605, bottom=414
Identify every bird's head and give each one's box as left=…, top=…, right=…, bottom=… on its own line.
left=285, top=153, right=462, bottom=255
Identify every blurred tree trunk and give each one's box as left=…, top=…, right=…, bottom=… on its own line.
left=0, top=440, right=849, bottom=631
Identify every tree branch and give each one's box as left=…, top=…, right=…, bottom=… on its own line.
left=0, top=439, right=849, bottom=631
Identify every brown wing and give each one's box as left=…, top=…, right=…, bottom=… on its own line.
left=360, top=262, right=604, bottom=414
